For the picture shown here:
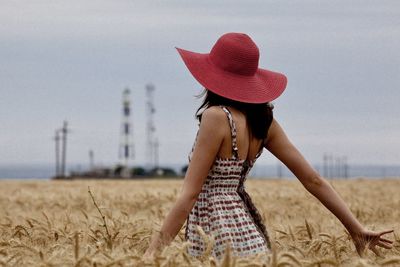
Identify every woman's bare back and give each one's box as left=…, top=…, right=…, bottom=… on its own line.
left=211, top=105, right=265, bottom=162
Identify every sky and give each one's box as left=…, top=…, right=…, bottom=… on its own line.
left=1, top=0, right=399, bottom=170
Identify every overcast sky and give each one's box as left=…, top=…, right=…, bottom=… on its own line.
left=1, top=0, right=399, bottom=169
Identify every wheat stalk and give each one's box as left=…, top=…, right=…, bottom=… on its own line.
left=88, top=186, right=112, bottom=250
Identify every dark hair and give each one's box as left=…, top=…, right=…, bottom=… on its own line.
left=195, top=88, right=274, bottom=140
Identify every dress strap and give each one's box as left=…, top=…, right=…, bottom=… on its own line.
left=219, top=105, right=239, bottom=159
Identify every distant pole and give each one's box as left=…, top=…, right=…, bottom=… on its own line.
left=323, top=153, right=328, bottom=178
left=328, top=153, right=333, bottom=179
left=89, top=149, right=94, bottom=171
left=146, top=83, right=157, bottom=170
left=277, top=161, right=282, bottom=179
left=60, top=121, right=68, bottom=177
left=336, top=157, right=341, bottom=178
left=54, top=129, right=61, bottom=177
left=154, top=137, right=159, bottom=170
left=343, top=156, right=348, bottom=179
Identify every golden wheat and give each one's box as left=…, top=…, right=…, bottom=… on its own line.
left=0, top=178, right=399, bottom=266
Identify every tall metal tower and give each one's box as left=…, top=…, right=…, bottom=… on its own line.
left=145, top=83, right=158, bottom=170
left=118, top=88, right=134, bottom=176
left=53, top=121, right=69, bottom=178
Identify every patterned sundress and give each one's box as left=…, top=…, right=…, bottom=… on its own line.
left=184, top=105, right=272, bottom=260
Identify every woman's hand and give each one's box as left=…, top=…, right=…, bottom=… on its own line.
left=142, top=249, right=155, bottom=262
left=142, top=232, right=163, bottom=261
left=350, top=228, right=394, bottom=257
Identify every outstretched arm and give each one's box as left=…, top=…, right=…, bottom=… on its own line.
left=264, top=118, right=394, bottom=257
left=143, top=106, right=226, bottom=258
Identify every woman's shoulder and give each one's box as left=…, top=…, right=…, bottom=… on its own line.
left=196, top=106, right=228, bottom=142
left=200, top=105, right=227, bottom=123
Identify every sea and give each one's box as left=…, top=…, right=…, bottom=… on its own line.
left=0, top=163, right=399, bottom=179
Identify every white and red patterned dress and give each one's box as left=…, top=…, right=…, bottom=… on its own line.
left=184, top=105, right=271, bottom=260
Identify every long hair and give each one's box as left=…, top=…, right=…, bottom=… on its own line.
left=195, top=88, right=274, bottom=140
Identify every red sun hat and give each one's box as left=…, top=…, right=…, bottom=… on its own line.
left=175, top=32, right=287, bottom=104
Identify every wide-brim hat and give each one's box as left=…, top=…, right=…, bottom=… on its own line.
left=175, top=32, right=287, bottom=104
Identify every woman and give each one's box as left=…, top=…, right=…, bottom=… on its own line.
left=143, top=32, right=394, bottom=260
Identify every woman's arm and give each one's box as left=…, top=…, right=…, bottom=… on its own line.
left=143, top=106, right=227, bottom=257
left=264, top=118, right=394, bottom=257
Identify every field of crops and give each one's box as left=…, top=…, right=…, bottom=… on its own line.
left=0, top=178, right=399, bottom=266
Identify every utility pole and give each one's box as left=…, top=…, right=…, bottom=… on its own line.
left=146, top=83, right=157, bottom=171
left=54, top=129, right=61, bottom=177
left=328, top=153, right=334, bottom=179
left=323, top=153, right=328, bottom=178
left=154, top=137, right=159, bottom=170
left=336, top=157, right=341, bottom=178
left=277, top=161, right=282, bottom=179
left=60, top=120, right=69, bottom=178
left=89, top=149, right=94, bottom=171
left=343, top=156, right=348, bottom=179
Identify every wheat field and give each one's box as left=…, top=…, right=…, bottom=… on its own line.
left=0, top=178, right=399, bottom=267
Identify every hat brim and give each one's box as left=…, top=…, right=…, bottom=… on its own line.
left=176, top=47, right=287, bottom=103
